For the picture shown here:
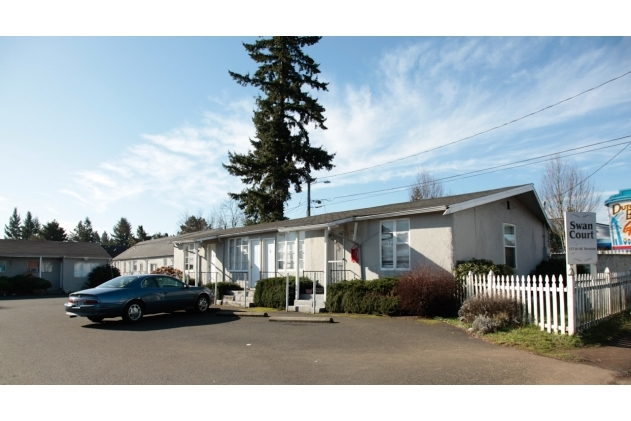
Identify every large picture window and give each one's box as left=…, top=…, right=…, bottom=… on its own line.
left=503, top=224, right=516, bottom=269
left=228, top=238, right=249, bottom=271
left=381, top=219, right=410, bottom=270
left=277, top=231, right=304, bottom=271
left=74, top=262, right=100, bottom=278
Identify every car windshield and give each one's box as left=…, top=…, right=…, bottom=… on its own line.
left=97, top=276, right=139, bottom=288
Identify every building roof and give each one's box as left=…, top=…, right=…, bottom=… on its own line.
left=112, top=236, right=176, bottom=261
left=171, top=184, right=549, bottom=243
left=0, top=240, right=112, bottom=259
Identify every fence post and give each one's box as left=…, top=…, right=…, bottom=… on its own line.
left=605, top=267, right=612, bottom=317
left=488, top=270, right=495, bottom=297
left=567, top=265, right=576, bottom=336
left=466, top=271, right=473, bottom=300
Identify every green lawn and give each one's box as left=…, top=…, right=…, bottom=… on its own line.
left=441, top=311, right=631, bottom=361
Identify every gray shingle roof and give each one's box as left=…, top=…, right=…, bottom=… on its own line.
left=174, top=184, right=536, bottom=242
left=113, top=236, right=175, bottom=261
left=0, top=240, right=112, bottom=259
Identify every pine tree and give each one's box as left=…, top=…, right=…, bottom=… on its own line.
left=136, top=225, right=150, bottom=243
left=4, top=208, right=22, bottom=239
left=100, top=231, right=111, bottom=245
left=69, top=217, right=99, bottom=242
left=111, top=217, right=135, bottom=247
left=21, top=211, right=41, bottom=240
left=224, top=36, right=335, bottom=223
left=177, top=214, right=209, bottom=234
left=40, top=220, right=68, bottom=241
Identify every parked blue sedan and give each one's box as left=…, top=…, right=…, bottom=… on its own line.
left=64, top=274, right=214, bottom=323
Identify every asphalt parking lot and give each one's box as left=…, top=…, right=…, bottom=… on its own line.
left=0, top=295, right=626, bottom=385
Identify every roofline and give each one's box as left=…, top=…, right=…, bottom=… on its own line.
left=355, top=206, right=448, bottom=221
left=0, top=254, right=110, bottom=259
left=442, top=184, right=551, bottom=228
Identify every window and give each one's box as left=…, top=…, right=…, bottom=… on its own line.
left=228, top=238, right=249, bottom=271
left=42, top=261, right=53, bottom=273
left=156, top=276, right=183, bottom=288
left=503, top=224, right=516, bottom=269
left=277, top=231, right=304, bottom=271
left=381, top=219, right=410, bottom=270
left=150, top=263, right=157, bottom=272
left=184, top=245, right=194, bottom=270
left=132, top=261, right=138, bottom=272
left=163, top=258, right=167, bottom=267
left=28, top=260, right=39, bottom=273
left=0, top=261, right=6, bottom=273
left=74, top=262, right=100, bottom=278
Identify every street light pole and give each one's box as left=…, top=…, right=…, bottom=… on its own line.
left=307, top=179, right=330, bottom=217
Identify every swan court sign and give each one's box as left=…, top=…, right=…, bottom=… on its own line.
left=564, top=212, right=597, bottom=264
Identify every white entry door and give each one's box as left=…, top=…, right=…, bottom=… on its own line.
left=250, top=239, right=261, bottom=287
left=263, top=238, right=275, bottom=278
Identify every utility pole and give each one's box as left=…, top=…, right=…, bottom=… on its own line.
left=307, top=179, right=330, bottom=217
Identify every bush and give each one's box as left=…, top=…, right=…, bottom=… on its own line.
left=453, top=258, right=514, bottom=281
left=253, top=276, right=321, bottom=310
left=531, top=258, right=566, bottom=278
left=204, top=281, right=243, bottom=299
left=326, top=278, right=399, bottom=315
left=397, top=265, right=462, bottom=318
left=458, top=295, right=521, bottom=333
left=85, top=265, right=121, bottom=289
left=0, top=274, right=52, bottom=295
left=151, top=266, right=183, bottom=279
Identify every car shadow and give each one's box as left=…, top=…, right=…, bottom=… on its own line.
left=80, top=309, right=238, bottom=331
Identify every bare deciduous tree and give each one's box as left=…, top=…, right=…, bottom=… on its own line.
left=409, top=168, right=446, bottom=201
left=540, top=155, right=601, bottom=251
left=209, top=199, right=246, bottom=229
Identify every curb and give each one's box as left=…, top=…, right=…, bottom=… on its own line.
left=216, top=311, right=269, bottom=317
left=268, top=316, right=334, bottom=323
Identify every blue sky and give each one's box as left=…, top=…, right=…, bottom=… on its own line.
left=1, top=8, right=630, bottom=238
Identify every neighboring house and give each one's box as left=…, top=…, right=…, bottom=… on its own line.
left=0, top=240, right=112, bottom=293
left=101, top=245, right=130, bottom=258
left=168, top=185, right=550, bottom=302
left=112, top=236, right=176, bottom=275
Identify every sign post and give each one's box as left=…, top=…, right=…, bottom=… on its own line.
left=564, top=212, right=597, bottom=335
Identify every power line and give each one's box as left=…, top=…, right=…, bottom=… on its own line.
left=318, top=69, right=631, bottom=180
left=324, top=135, right=631, bottom=203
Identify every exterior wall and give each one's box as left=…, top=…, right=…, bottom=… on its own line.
left=359, top=212, right=454, bottom=280
left=114, top=256, right=174, bottom=275
left=0, top=257, right=63, bottom=290
left=61, top=258, right=111, bottom=293
left=452, top=198, right=547, bottom=276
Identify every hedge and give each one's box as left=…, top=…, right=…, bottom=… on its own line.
left=253, top=276, right=321, bottom=310
left=325, top=278, right=399, bottom=315
left=204, top=281, right=243, bottom=299
left=0, top=275, right=52, bottom=295
left=453, top=258, right=514, bottom=280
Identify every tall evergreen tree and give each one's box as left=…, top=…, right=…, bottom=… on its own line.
left=69, top=217, right=100, bottom=242
left=224, top=36, right=335, bottom=223
left=21, top=211, right=41, bottom=240
left=100, top=231, right=112, bottom=245
left=4, top=208, right=22, bottom=239
left=136, top=225, right=150, bottom=243
left=40, top=220, right=68, bottom=241
left=111, top=217, right=135, bottom=247
left=177, top=213, right=209, bottom=234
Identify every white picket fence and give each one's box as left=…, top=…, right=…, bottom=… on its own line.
left=463, top=268, right=631, bottom=335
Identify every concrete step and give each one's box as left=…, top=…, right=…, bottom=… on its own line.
left=286, top=304, right=326, bottom=314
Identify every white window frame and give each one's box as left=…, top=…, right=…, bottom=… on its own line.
left=73, top=262, right=100, bottom=278
left=380, top=218, right=411, bottom=270
left=503, top=223, right=517, bottom=269
left=228, top=237, right=249, bottom=272
left=277, top=231, right=305, bottom=272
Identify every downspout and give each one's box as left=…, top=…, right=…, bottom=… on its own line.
left=323, top=227, right=329, bottom=304
left=39, top=256, right=42, bottom=279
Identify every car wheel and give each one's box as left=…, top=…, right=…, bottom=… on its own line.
left=123, top=301, right=144, bottom=323
left=195, top=294, right=210, bottom=314
left=88, top=317, right=104, bottom=323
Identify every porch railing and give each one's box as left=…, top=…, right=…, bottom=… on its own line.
left=330, top=269, right=360, bottom=283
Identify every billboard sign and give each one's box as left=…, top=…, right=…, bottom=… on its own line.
left=605, top=189, right=631, bottom=250
left=564, top=212, right=597, bottom=264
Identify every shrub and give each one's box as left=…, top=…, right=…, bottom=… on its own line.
left=2, top=274, right=52, bottom=295
left=204, top=281, right=243, bottom=299
left=458, top=295, right=521, bottom=333
left=397, top=266, right=462, bottom=318
left=326, top=278, right=399, bottom=315
left=253, top=276, right=321, bottom=310
left=453, top=258, right=514, bottom=281
left=85, top=265, right=121, bottom=289
left=151, top=266, right=183, bottom=279
left=531, top=258, right=566, bottom=278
